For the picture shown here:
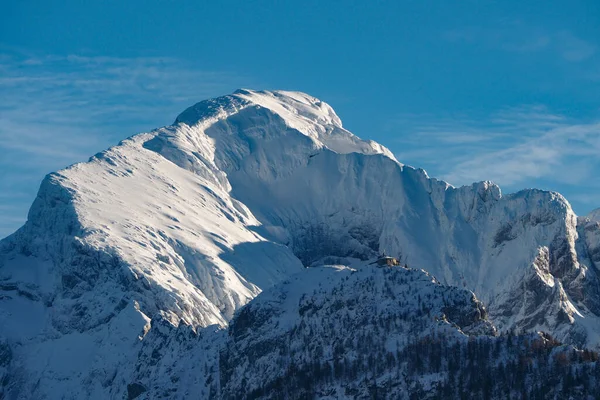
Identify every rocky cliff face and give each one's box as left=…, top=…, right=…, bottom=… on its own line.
left=1, top=89, right=600, bottom=398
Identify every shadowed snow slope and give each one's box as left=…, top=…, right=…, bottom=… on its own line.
left=1, top=89, right=600, bottom=398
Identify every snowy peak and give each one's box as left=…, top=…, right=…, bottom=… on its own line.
left=176, top=89, right=343, bottom=129
left=587, top=208, right=600, bottom=222
left=174, top=89, right=397, bottom=160
left=235, top=89, right=344, bottom=129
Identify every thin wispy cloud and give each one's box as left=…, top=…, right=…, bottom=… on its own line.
left=554, top=31, right=597, bottom=62
left=444, top=24, right=597, bottom=64
left=0, top=51, right=255, bottom=237
left=389, top=105, right=600, bottom=213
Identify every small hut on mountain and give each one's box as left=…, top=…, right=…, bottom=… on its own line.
left=375, top=256, right=400, bottom=267
left=369, top=250, right=402, bottom=267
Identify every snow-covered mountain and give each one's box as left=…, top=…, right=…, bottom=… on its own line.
left=1, top=89, right=600, bottom=398
left=587, top=207, right=600, bottom=222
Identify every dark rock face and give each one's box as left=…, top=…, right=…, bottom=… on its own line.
left=290, top=221, right=381, bottom=266
left=494, top=223, right=518, bottom=247
left=126, top=383, right=147, bottom=400
left=0, top=339, right=11, bottom=392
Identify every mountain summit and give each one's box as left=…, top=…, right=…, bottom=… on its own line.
left=1, top=89, right=600, bottom=398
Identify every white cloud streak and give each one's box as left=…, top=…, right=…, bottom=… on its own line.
left=0, top=53, right=253, bottom=167
left=444, top=25, right=597, bottom=63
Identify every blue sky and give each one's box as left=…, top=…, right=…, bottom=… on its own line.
left=1, top=0, right=599, bottom=237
